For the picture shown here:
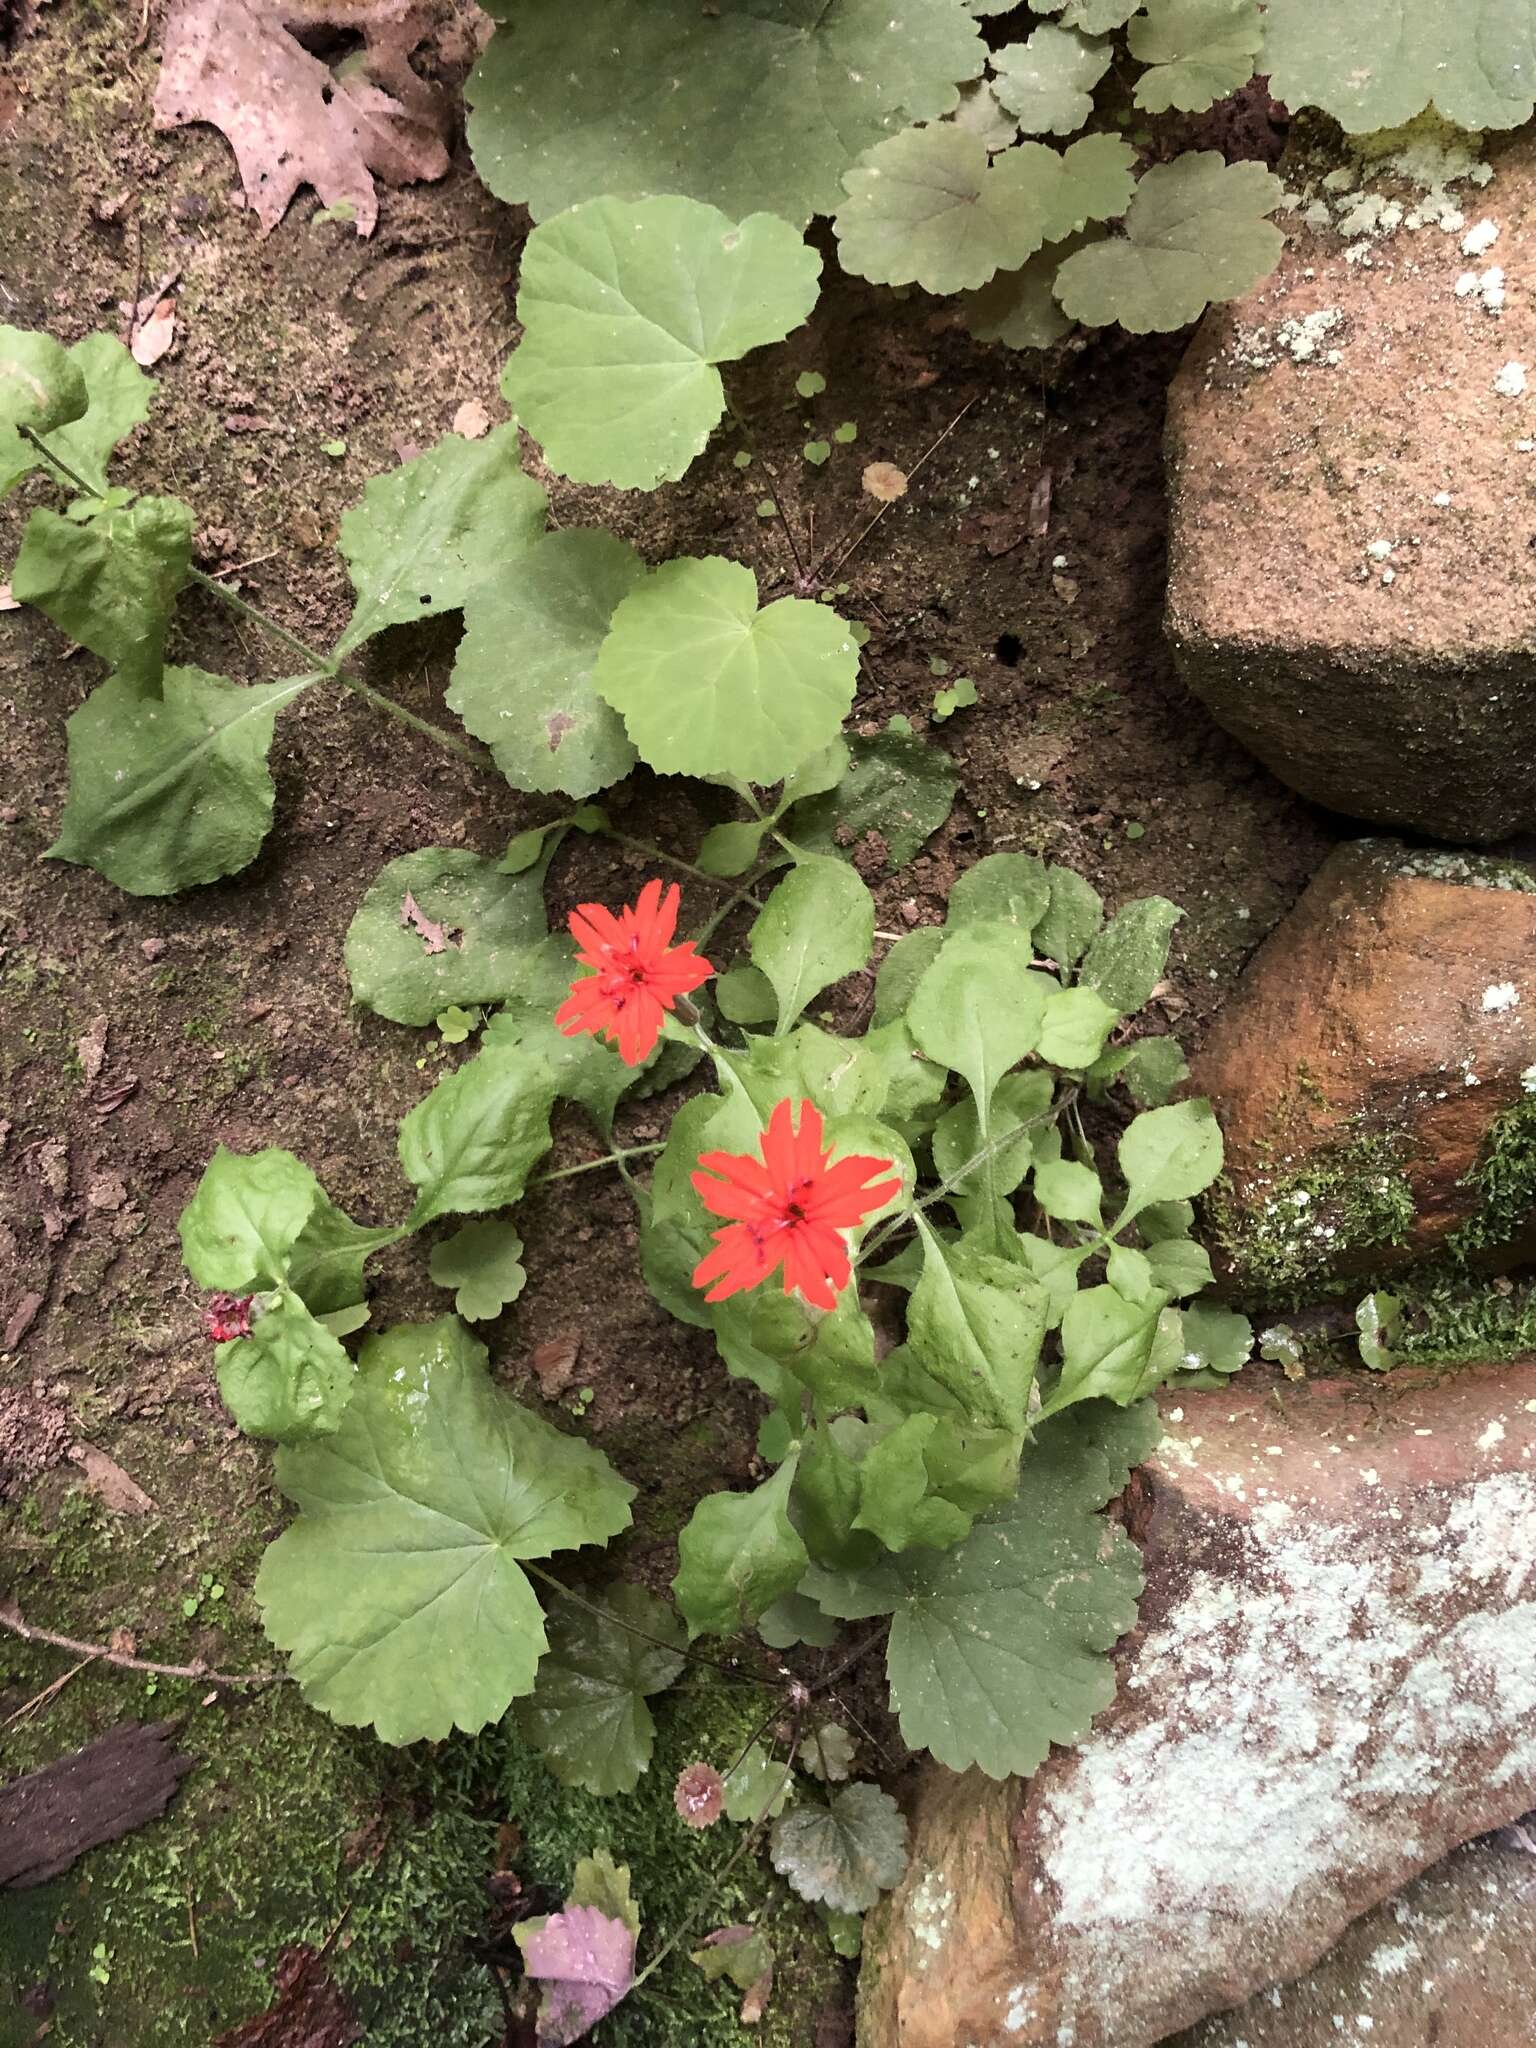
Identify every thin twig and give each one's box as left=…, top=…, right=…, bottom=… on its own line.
left=0, top=1600, right=282, bottom=1686
left=0, top=1656, right=90, bottom=1732
left=819, top=395, right=978, bottom=583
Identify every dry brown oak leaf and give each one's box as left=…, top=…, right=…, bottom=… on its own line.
left=154, top=0, right=453, bottom=236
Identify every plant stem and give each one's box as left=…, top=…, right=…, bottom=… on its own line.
left=0, top=1599, right=282, bottom=1687
left=607, top=829, right=762, bottom=896
left=521, top=1565, right=767, bottom=1687
left=528, top=1142, right=665, bottom=1187
left=20, top=423, right=98, bottom=498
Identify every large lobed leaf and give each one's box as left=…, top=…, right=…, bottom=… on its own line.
left=1128, top=0, right=1263, bottom=114
left=992, top=24, right=1112, bottom=135
left=466, top=0, right=985, bottom=227
left=1263, top=0, right=1536, bottom=132
left=503, top=196, right=821, bottom=490
left=256, top=1317, right=635, bottom=1743
left=515, top=1583, right=685, bottom=1796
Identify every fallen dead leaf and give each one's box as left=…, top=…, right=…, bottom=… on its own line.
left=1027, top=467, right=1053, bottom=537
left=400, top=890, right=449, bottom=955
left=451, top=397, right=491, bottom=440
left=68, top=1443, right=158, bottom=1516
left=862, top=461, right=908, bottom=504
left=2, top=1292, right=44, bottom=1353
left=154, top=0, right=453, bottom=238
left=215, top=1943, right=362, bottom=2048
left=529, top=1335, right=579, bottom=1401
left=131, top=297, right=177, bottom=367
left=76, top=1014, right=109, bottom=1083
left=92, top=1077, right=139, bottom=1119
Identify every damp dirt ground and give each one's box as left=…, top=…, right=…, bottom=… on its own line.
left=0, top=10, right=1333, bottom=2045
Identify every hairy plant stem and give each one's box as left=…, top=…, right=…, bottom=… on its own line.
left=521, top=1564, right=768, bottom=1688
left=528, top=1141, right=666, bottom=1187
left=607, top=828, right=761, bottom=897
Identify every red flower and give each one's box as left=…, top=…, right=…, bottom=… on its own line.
left=554, top=879, right=714, bottom=1067
left=691, top=1099, right=901, bottom=1313
left=203, top=1292, right=253, bottom=1343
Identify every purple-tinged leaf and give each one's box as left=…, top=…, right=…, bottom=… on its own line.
left=521, top=1904, right=635, bottom=2046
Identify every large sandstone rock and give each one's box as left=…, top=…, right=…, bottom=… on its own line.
left=858, top=1362, right=1536, bottom=2048
left=1190, top=837, right=1536, bottom=1301
left=1166, top=1824, right=1536, bottom=2048
left=1166, top=124, right=1536, bottom=842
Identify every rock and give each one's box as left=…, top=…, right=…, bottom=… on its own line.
left=1190, top=838, right=1536, bottom=1303
left=858, top=1361, right=1536, bottom=2048
left=1164, top=1823, right=1536, bottom=2048
left=1166, top=122, right=1536, bottom=843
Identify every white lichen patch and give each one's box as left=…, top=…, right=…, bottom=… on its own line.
left=1482, top=981, right=1520, bottom=1012
left=1455, top=264, right=1506, bottom=312
left=906, top=1868, right=956, bottom=1963
left=1462, top=217, right=1500, bottom=256
left=1493, top=360, right=1528, bottom=398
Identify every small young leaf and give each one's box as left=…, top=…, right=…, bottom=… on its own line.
left=216, top=1291, right=356, bottom=1442
left=1117, top=1098, right=1224, bottom=1219
left=836, top=127, right=1059, bottom=294
left=1356, top=1289, right=1402, bottom=1371
left=769, top=1783, right=908, bottom=1914
left=334, top=423, right=547, bottom=657
left=593, top=556, right=857, bottom=785
left=723, top=1742, right=794, bottom=1824
left=0, top=324, right=88, bottom=495
left=673, top=1456, right=808, bottom=1638
left=1055, top=152, right=1284, bottom=334
left=428, top=1220, right=528, bottom=1321
left=803, top=437, right=832, bottom=466
left=399, top=1045, right=557, bottom=1226
left=1079, top=894, right=1182, bottom=1013
left=1181, top=1299, right=1254, bottom=1374
left=749, top=857, right=875, bottom=1034
left=1044, top=1283, right=1170, bottom=1415
left=14, top=495, right=193, bottom=693
left=256, top=1316, right=634, bottom=1743
left=345, top=847, right=551, bottom=1026
left=1033, top=1156, right=1103, bottom=1225
left=992, top=24, right=1112, bottom=135
left=514, top=1583, right=685, bottom=1796
left=950, top=76, right=1019, bottom=151
left=908, top=925, right=1049, bottom=1113
left=1143, top=1235, right=1213, bottom=1298
left=180, top=1145, right=321, bottom=1291
left=1120, top=1034, right=1189, bottom=1107
left=946, top=851, right=1050, bottom=935
left=568, top=1848, right=642, bottom=1939
left=798, top=1724, right=856, bottom=1783
left=785, top=726, right=957, bottom=872
left=48, top=332, right=154, bottom=496
left=1036, top=984, right=1118, bottom=1068
left=503, top=196, right=821, bottom=490
left=696, top=820, right=768, bottom=879
left=449, top=528, right=644, bottom=797
left=757, top=1590, right=839, bottom=1651
left=1128, top=0, right=1263, bottom=114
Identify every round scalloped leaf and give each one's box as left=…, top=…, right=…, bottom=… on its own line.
left=1129, top=0, right=1263, bottom=114
left=514, top=1582, right=685, bottom=1796
left=992, top=25, right=1112, bottom=135
left=427, top=1220, right=528, bottom=1323
left=0, top=325, right=87, bottom=496
left=1263, top=0, right=1536, bottom=132
left=46, top=666, right=302, bottom=896
left=255, top=1316, right=635, bottom=1744
left=592, top=556, right=858, bottom=784
left=1037, top=0, right=1140, bottom=27
left=949, top=79, right=1019, bottom=153
left=344, top=847, right=551, bottom=1025
left=963, top=229, right=1102, bottom=349
left=466, top=0, right=985, bottom=227
left=503, top=197, right=820, bottom=490
left=769, top=1783, right=907, bottom=1914
left=448, top=528, right=643, bottom=796
left=1054, top=152, right=1283, bottom=334
left=836, top=127, right=1059, bottom=294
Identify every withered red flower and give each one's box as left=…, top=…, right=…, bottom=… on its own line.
left=203, top=1292, right=254, bottom=1343
left=554, top=878, right=713, bottom=1067
left=673, top=1761, right=725, bottom=1830
left=691, top=1099, right=901, bottom=1314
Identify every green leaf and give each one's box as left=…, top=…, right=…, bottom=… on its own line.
left=749, top=857, right=874, bottom=1035
left=1079, top=893, right=1182, bottom=1013
left=1129, top=0, right=1263, bottom=113
left=692, top=1926, right=774, bottom=1993
left=1033, top=1156, right=1103, bottom=1225
left=854, top=1416, right=973, bottom=1553
left=715, top=962, right=779, bottom=1025
left=447, top=528, right=643, bottom=797
left=180, top=1145, right=321, bottom=1290
left=947, top=851, right=1049, bottom=935
left=873, top=929, right=947, bottom=1026
left=593, top=556, right=857, bottom=784
left=466, top=0, right=985, bottom=227
left=1037, top=984, right=1118, bottom=1068
left=1262, top=0, right=1536, bottom=133
left=992, top=25, right=1112, bottom=134
left=216, top=1291, right=356, bottom=1443
left=48, top=666, right=302, bottom=895
left=399, top=1044, right=557, bottom=1226
left=1044, top=1284, right=1170, bottom=1416
left=0, top=324, right=87, bottom=496
left=908, top=925, right=1050, bottom=1112
left=906, top=1219, right=1047, bottom=1433
left=932, top=676, right=977, bottom=720
left=569, top=1848, right=642, bottom=1939
left=757, top=1591, right=839, bottom=1651
left=428, top=1220, right=528, bottom=1322
left=256, top=1317, right=634, bottom=1743
left=932, top=1069, right=1054, bottom=1201
left=1143, top=1235, right=1213, bottom=1298
left=514, top=1583, right=685, bottom=1796
left=334, top=423, right=546, bottom=658
left=286, top=1195, right=399, bottom=1317
left=786, top=726, right=957, bottom=872
left=673, top=1456, right=809, bottom=1638
left=1043, top=0, right=1140, bottom=27
left=1119, top=1034, right=1189, bottom=1107
left=964, top=230, right=1101, bottom=349
left=49, top=333, right=154, bottom=496
left=835, top=127, right=1056, bottom=294
left=503, top=197, right=821, bottom=490
left=1181, top=1300, right=1254, bottom=1373
left=697, top=821, right=769, bottom=880
left=344, top=848, right=550, bottom=1026
left=724, top=1743, right=794, bottom=1824
left=769, top=1783, right=907, bottom=1914
left=882, top=1399, right=1158, bottom=1776
left=1105, top=1242, right=1157, bottom=1305
left=1036, top=864, right=1104, bottom=967
left=1355, top=1289, right=1402, bottom=1371
left=951, top=77, right=1020, bottom=152
left=14, top=495, right=192, bottom=693
left=1117, top=1098, right=1224, bottom=1219
left=1055, top=152, right=1284, bottom=334
left=803, top=438, right=832, bottom=466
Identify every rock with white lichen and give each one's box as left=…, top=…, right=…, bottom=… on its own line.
left=1190, top=837, right=1536, bottom=1302
left=1166, top=118, right=1536, bottom=842
left=856, top=1363, right=1536, bottom=2048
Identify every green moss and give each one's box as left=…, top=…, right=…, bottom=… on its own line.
left=1445, top=1094, right=1536, bottom=1260
left=1206, top=1129, right=1417, bottom=1308
left=1389, top=1270, right=1536, bottom=1366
